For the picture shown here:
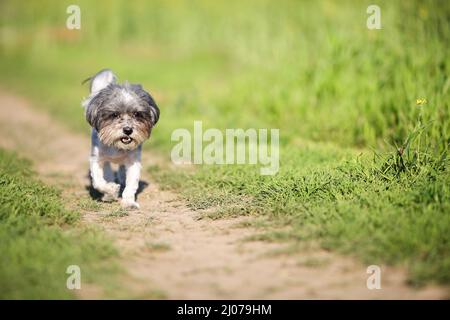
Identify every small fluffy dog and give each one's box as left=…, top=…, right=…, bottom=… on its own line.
left=82, top=69, right=159, bottom=209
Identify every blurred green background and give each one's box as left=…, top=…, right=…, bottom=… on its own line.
left=0, top=0, right=449, bottom=291
left=0, top=0, right=448, bottom=151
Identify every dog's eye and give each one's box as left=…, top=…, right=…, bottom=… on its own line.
left=111, top=112, right=120, bottom=119
left=133, top=112, right=143, bottom=118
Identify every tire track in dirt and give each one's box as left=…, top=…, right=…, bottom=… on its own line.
left=0, top=90, right=446, bottom=299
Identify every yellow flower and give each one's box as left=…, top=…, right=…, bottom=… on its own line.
left=416, top=98, right=427, bottom=106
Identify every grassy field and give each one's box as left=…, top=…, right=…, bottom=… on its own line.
left=0, top=0, right=449, bottom=287
left=0, top=149, right=117, bottom=299
left=151, top=131, right=450, bottom=285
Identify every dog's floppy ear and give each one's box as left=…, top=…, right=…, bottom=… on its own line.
left=86, top=86, right=113, bottom=130
left=130, top=84, right=160, bottom=126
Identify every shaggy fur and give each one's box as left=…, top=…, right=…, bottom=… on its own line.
left=82, top=69, right=159, bottom=209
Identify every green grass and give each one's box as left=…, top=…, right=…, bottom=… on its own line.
left=0, top=149, right=117, bottom=299
left=0, top=0, right=448, bottom=151
left=150, top=125, right=449, bottom=285
left=104, top=208, right=129, bottom=219
left=0, top=0, right=449, bottom=287
left=77, top=198, right=102, bottom=212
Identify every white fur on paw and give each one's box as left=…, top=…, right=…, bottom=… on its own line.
left=101, top=183, right=120, bottom=202
left=105, top=182, right=120, bottom=195
left=102, top=193, right=116, bottom=202
left=121, top=199, right=140, bottom=210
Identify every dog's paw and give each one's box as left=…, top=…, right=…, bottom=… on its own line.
left=121, top=198, right=140, bottom=210
left=105, top=182, right=120, bottom=195
left=101, top=183, right=120, bottom=202
left=101, top=193, right=117, bottom=202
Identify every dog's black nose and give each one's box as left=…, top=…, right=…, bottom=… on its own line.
left=123, top=127, right=133, bottom=135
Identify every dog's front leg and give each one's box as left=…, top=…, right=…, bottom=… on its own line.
left=121, top=161, right=141, bottom=209
left=90, top=158, right=120, bottom=202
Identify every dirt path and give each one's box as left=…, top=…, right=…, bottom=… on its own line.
left=0, top=90, right=446, bottom=299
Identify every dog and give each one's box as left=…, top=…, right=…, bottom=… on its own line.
left=82, top=69, right=159, bottom=209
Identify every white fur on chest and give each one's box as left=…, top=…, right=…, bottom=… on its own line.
left=89, top=129, right=142, bottom=209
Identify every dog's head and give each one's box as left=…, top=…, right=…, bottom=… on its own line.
left=86, top=83, right=159, bottom=150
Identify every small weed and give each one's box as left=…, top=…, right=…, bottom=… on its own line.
left=105, top=208, right=129, bottom=218
left=145, top=241, right=171, bottom=252
left=78, top=198, right=102, bottom=212
left=298, top=257, right=330, bottom=268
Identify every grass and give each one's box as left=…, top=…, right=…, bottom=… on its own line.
left=77, top=198, right=102, bottom=211
left=0, top=0, right=449, bottom=287
left=151, top=124, right=449, bottom=285
left=0, top=1, right=448, bottom=151
left=0, top=149, right=117, bottom=299
left=104, top=208, right=129, bottom=219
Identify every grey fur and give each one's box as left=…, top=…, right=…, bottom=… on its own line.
left=82, top=69, right=160, bottom=209
left=84, top=71, right=160, bottom=150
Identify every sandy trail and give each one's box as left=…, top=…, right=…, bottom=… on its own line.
left=0, top=90, right=446, bottom=299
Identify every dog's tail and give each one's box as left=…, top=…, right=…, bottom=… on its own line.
left=82, top=69, right=117, bottom=110
left=82, top=69, right=117, bottom=94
